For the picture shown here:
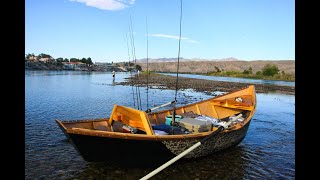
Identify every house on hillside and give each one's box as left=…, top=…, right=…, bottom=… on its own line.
left=62, top=62, right=87, bottom=70
left=27, top=55, right=39, bottom=62
left=74, top=62, right=87, bottom=70
left=39, top=57, right=55, bottom=63
left=62, top=62, right=75, bottom=70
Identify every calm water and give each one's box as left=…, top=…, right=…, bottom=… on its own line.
left=25, top=71, right=295, bottom=179
left=160, top=73, right=295, bottom=87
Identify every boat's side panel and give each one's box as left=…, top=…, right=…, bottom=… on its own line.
left=162, top=120, right=251, bottom=158
left=67, top=133, right=176, bottom=167
left=66, top=119, right=251, bottom=166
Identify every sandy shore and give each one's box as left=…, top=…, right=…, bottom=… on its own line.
left=116, top=74, right=295, bottom=95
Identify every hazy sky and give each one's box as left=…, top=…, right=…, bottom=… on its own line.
left=25, top=0, right=295, bottom=62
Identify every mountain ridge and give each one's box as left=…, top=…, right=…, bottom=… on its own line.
left=136, top=57, right=241, bottom=63
left=137, top=59, right=295, bottom=74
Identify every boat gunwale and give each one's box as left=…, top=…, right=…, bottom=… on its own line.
left=148, top=85, right=255, bottom=115
left=56, top=114, right=253, bottom=141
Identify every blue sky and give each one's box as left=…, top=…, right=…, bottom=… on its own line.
left=25, top=0, right=295, bottom=62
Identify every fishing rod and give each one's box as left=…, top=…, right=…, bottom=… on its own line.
left=129, top=16, right=142, bottom=110
left=125, top=33, right=136, bottom=109
left=171, top=0, right=183, bottom=134
left=146, top=16, right=149, bottom=111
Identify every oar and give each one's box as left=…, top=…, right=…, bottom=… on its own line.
left=140, top=119, right=237, bottom=180
left=145, top=100, right=176, bottom=113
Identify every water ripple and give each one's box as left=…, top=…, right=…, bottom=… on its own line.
left=25, top=71, right=295, bottom=179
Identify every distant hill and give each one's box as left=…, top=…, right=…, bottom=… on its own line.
left=137, top=60, right=295, bottom=75
left=136, top=57, right=239, bottom=63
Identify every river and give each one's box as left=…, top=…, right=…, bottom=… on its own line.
left=25, top=70, right=295, bottom=179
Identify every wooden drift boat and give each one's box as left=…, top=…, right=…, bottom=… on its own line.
left=56, top=85, right=256, bottom=167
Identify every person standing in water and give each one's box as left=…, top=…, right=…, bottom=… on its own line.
left=112, top=70, right=115, bottom=85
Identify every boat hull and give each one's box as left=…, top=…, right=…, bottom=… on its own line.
left=67, top=133, right=175, bottom=167
left=162, top=120, right=250, bottom=158
left=65, top=121, right=250, bottom=167
left=57, top=85, right=256, bottom=167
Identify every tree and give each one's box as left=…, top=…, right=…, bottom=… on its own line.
left=38, top=53, right=51, bottom=58
left=64, top=58, right=69, bottom=62
left=256, top=71, right=262, bottom=75
left=25, top=53, right=35, bottom=59
left=136, top=64, right=142, bottom=71
left=70, top=58, right=78, bottom=62
left=243, top=70, right=250, bottom=74
left=56, top=57, right=64, bottom=62
left=87, top=57, right=93, bottom=65
left=243, top=67, right=253, bottom=74
left=81, top=58, right=87, bottom=63
left=262, top=64, right=280, bottom=76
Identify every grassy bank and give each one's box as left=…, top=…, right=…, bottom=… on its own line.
left=149, top=70, right=295, bottom=82
left=206, top=71, right=295, bottom=82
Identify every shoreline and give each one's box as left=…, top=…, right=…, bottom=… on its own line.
left=25, top=61, right=125, bottom=72
left=116, top=74, right=295, bottom=95
left=158, top=71, right=295, bottom=82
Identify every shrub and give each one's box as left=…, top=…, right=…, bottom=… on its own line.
left=262, top=64, right=279, bottom=76
left=136, top=64, right=142, bottom=71
left=243, top=70, right=250, bottom=74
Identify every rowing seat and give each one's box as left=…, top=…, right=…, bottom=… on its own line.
left=108, top=105, right=155, bottom=135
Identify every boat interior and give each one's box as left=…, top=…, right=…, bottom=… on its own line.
left=57, top=86, right=256, bottom=136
